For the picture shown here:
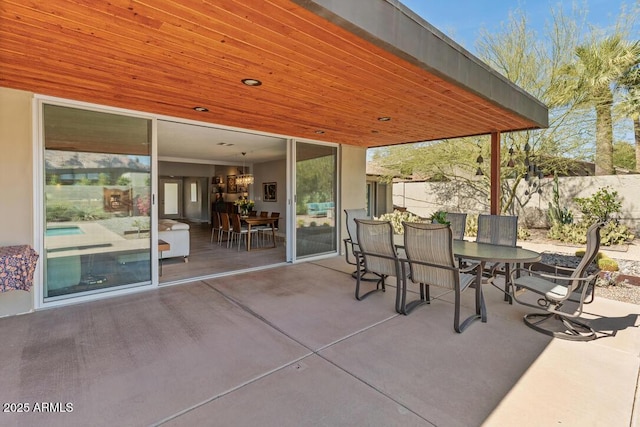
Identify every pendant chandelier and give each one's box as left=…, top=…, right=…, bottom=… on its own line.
left=236, top=152, right=254, bottom=187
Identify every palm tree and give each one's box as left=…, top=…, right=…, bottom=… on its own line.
left=553, top=35, right=640, bottom=175
left=617, top=62, right=640, bottom=171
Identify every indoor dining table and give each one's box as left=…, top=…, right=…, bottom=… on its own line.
left=394, top=236, right=541, bottom=323
left=242, top=217, right=277, bottom=251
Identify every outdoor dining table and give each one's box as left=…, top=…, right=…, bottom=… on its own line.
left=242, top=217, right=277, bottom=251
left=394, top=236, right=541, bottom=323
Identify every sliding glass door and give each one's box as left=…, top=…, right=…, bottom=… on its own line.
left=42, top=104, right=153, bottom=300
left=294, top=142, right=338, bottom=258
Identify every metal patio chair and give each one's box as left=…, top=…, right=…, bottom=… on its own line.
left=344, top=208, right=377, bottom=281
left=353, top=219, right=402, bottom=312
left=444, top=212, right=467, bottom=241
left=476, top=214, right=519, bottom=302
left=509, top=222, right=604, bottom=341
left=402, top=222, right=484, bottom=332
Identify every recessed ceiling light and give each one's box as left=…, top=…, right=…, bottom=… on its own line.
left=377, top=116, right=391, bottom=122
left=314, top=130, right=325, bottom=134
left=241, top=78, right=262, bottom=86
left=193, top=106, right=209, bottom=112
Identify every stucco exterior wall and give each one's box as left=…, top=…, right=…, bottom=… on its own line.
left=393, top=175, right=640, bottom=233
left=0, top=87, right=35, bottom=315
left=340, top=145, right=367, bottom=252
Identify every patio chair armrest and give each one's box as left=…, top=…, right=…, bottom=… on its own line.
left=344, top=238, right=358, bottom=266
left=510, top=267, right=597, bottom=285
left=399, top=257, right=467, bottom=274
left=459, top=261, right=481, bottom=275
left=528, top=261, right=576, bottom=277
left=354, top=249, right=399, bottom=263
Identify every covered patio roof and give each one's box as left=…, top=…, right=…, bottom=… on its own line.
left=0, top=0, right=547, bottom=147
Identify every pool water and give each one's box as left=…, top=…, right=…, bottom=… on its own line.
left=46, top=226, right=84, bottom=237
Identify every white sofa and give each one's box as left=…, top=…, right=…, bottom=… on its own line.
left=158, top=219, right=190, bottom=261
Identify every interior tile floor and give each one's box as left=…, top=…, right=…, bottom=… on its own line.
left=159, top=221, right=287, bottom=283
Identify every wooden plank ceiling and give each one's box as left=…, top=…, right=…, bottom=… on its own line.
left=0, top=0, right=541, bottom=147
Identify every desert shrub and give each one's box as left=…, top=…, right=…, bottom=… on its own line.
left=465, top=214, right=478, bottom=237
left=574, top=187, right=621, bottom=223
left=517, top=227, right=530, bottom=240
left=46, top=204, right=109, bottom=222
left=547, top=187, right=634, bottom=246
left=597, top=256, right=619, bottom=272
left=429, top=210, right=449, bottom=225
left=376, top=210, right=423, bottom=234
left=573, top=249, right=619, bottom=271
left=548, top=175, right=574, bottom=226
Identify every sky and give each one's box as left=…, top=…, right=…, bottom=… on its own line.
left=400, top=0, right=637, bottom=53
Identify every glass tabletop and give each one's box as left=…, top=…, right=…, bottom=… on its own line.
left=393, top=235, right=541, bottom=264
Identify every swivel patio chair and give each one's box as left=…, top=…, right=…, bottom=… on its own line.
left=402, top=222, right=484, bottom=333
left=476, top=214, right=519, bottom=302
left=344, top=208, right=377, bottom=281
left=353, top=219, right=402, bottom=312
left=509, top=222, right=604, bottom=341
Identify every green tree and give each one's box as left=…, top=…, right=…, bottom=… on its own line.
left=376, top=9, right=590, bottom=214
left=553, top=34, right=640, bottom=175
left=617, top=63, right=640, bottom=170
left=612, top=140, right=636, bottom=169
left=374, top=6, right=639, bottom=214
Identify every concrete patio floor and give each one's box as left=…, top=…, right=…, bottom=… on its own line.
left=0, top=256, right=638, bottom=426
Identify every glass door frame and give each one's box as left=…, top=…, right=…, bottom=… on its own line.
left=33, top=95, right=159, bottom=309
left=287, top=138, right=341, bottom=262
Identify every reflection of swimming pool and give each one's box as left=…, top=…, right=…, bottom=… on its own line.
left=46, top=226, right=84, bottom=237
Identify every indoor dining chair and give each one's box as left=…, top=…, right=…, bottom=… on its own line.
left=229, top=213, right=258, bottom=250
left=218, top=212, right=232, bottom=246
left=402, top=222, right=484, bottom=332
left=259, top=212, right=279, bottom=246
left=210, top=211, right=221, bottom=243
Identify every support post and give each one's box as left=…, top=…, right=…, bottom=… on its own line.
left=490, top=131, right=501, bottom=215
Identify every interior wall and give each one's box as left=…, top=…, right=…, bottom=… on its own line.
left=254, top=159, right=287, bottom=235
left=183, top=177, right=209, bottom=222
left=0, top=87, right=35, bottom=315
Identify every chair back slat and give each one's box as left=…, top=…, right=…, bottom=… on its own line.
left=445, top=212, right=467, bottom=240
left=355, top=219, right=397, bottom=277
left=345, top=209, right=369, bottom=244
left=260, top=211, right=268, bottom=218
left=403, top=222, right=457, bottom=289
left=476, top=214, right=518, bottom=247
